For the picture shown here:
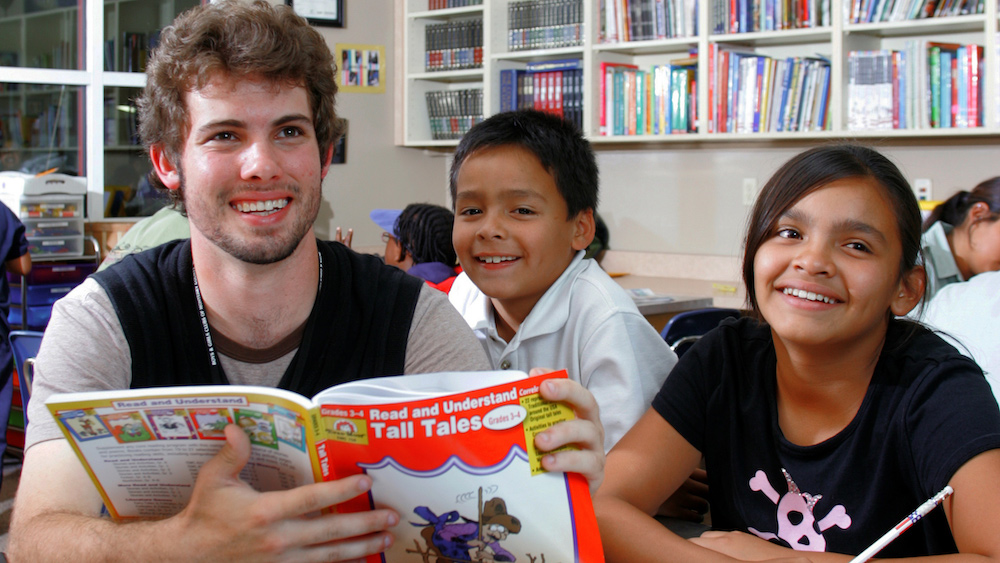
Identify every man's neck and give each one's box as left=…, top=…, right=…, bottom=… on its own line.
left=190, top=234, right=321, bottom=350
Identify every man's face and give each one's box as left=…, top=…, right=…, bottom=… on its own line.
left=155, top=73, right=328, bottom=264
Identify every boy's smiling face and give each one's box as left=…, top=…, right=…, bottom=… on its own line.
left=453, top=144, right=594, bottom=329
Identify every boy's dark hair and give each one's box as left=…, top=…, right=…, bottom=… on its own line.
left=138, top=0, right=343, bottom=211
left=922, top=177, right=1000, bottom=231
left=449, top=110, right=599, bottom=218
left=393, top=204, right=457, bottom=267
left=742, top=144, right=924, bottom=319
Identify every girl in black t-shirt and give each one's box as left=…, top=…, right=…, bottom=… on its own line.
left=595, top=144, right=1000, bottom=562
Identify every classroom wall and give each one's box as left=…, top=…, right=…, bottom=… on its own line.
left=594, top=139, right=1000, bottom=257
left=302, top=0, right=1000, bottom=259
left=280, top=0, right=450, bottom=244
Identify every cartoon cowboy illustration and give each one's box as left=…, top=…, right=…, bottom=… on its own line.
left=413, top=494, right=522, bottom=562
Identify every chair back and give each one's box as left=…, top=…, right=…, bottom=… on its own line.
left=660, top=308, right=740, bottom=357
left=9, top=330, right=43, bottom=426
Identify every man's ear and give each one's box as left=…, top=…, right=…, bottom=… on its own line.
left=570, top=208, right=596, bottom=252
left=149, top=145, right=181, bottom=190
left=320, top=144, right=334, bottom=179
left=890, top=265, right=926, bottom=317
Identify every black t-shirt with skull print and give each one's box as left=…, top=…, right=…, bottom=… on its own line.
left=653, top=317, right=1000, bottom=557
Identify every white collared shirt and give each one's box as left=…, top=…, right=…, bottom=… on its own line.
left=921, top=221, right=964, bottom=301
left=922, top=270, right=1000, bottom=405
left=449, top=251, right=677, bottom=451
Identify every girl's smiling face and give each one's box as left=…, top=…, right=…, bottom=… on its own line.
left=753, top=177, right=923, bottom=350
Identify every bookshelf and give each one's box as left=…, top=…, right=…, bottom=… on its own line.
left=397, top=0, right=1000, bottom=146
left=0, top=0, right=199, bottom=220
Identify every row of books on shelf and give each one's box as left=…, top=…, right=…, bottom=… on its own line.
left=600, top=0, right=698, bottom=42
left=103, top=96, right=140, bottom=146
left=425, top=88, right=484, bottom=141
left=708, top=46, right=832, bottom=133
left=599, top=60, right=697, bottom=135
left=499, top=59, right=584, bottom=130
left=25, top=41, right=75, bottom=71
left=103, top=31, right=160, bottom=73
left=508, top=0, right=584, bottom=51
left=848, top=0, right=983, bottom=24
left=846, top=42, right=984, bottom=131
left=424, top=19, right=483, bottom=71
left=427, top=0, right=483, bottom=9
left=712, top=0, right=830, bottom=34
left=0, top=105, right=76, bottom=150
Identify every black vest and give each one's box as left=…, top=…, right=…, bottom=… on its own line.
left=93, top=239, right=423, bottom=397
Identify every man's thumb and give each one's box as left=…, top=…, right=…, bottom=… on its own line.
left=201, top=424, right=251, bottom=481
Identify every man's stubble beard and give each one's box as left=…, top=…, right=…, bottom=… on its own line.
left=177, top=169, right=321, bottom=265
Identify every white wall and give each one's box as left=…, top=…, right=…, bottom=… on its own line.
left=594, top=140, right=1000, bottom=257
left=286, top=1, right=450, bottom=245
left=307, top=0, right=1000, bottom=259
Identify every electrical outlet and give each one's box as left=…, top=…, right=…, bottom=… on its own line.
left=914, top=178, right=932, bottom=201
left=743, top=178, right=758, bottom=206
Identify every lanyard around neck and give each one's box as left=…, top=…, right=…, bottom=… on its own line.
left=191, top=251, right=324, bottom=372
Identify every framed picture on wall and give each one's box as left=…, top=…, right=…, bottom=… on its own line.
left=286, top=0, right=344, bottom=28
left=334, top=44, right=385, bottom=94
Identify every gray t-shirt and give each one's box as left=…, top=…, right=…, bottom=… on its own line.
left=25, top=279, right=490, bottom=449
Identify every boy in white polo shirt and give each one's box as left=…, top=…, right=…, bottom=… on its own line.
left=448, top=110, right=678, bottom=452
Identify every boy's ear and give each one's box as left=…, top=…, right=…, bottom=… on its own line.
left=149, top=145, right=181, bottom=190
left=570, top=208, right=596, bottom=252
left=890, top=265, right=926, bottom=317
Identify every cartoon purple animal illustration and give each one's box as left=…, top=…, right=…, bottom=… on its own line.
left=412, top=496, right=521, bottom=562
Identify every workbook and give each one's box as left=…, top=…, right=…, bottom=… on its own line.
left=46, top=370, right=603, bottom=562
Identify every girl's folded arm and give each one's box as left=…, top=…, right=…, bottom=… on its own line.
left=595, top=408, right=727, bottom=562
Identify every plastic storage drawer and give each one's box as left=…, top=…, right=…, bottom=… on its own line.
left=27, top=236, right=84, bottom=258
left=18, top=195, right=83, bottom=219
left=11, top=282, right=75, bottom=305
left=7, top=304, right=53, bottom=329
left=7, top=261, right=97, bottom=284
left=24, top=218, right=84, bottom=238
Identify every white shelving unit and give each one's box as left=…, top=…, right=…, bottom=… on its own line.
left=398, top=0, right=1000, bottom=146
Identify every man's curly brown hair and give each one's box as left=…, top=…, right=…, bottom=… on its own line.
left=137, top=0, right=344, bottom=209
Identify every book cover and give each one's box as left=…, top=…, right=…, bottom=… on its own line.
left=955, top=45, right=968, bottom=127
left=940, top=50, right=952, bottom=128
left=499, top=69, right=522, bottom=113
left=752, top=56, right=765, bottom=132
left=968, top=43, right=981, bottom=127
left=525, top=58, right=584, bottom=72
left=48, top=370, right=603, bottom=562
left=600, top=62, right=639, bottom=135
left=929, top=45, right=941, bottom=127
left=707, top=44, right=716, bottom=132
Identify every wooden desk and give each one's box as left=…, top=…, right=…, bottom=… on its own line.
left=614, top=274, right=746, bottom=332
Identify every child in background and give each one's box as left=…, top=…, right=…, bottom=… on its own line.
left=447, top=110, right=677, bottom=452
left=0, top=200, right=30, bottom=481
left=923, top=270, right=1000, bottom=404
left=596, top=144, right=1000, bottom=560
left=920, top=178, right=1000, bottom=300
left=371, top=203, right=460, bottom=292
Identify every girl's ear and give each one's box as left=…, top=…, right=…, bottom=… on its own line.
left=890, top=265, right=926, bottom=316
left=149, top=145, right=181, bottom=190
left=968, top=201, right=991, bottom=221
left=571, top=208, right=596, bottom=252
